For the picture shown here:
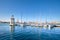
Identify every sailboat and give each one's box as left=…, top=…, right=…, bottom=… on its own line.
left=20, top=12, right=26, bottom=27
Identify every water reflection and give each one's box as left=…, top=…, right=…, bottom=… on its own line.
left=9, top=25, right=60, bottom=40
left=0, top=23, right=60, bottom=40
left=10, top=25, right=15, bottom=40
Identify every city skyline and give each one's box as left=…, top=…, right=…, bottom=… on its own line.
left=0, top=0, right=60, bottom=22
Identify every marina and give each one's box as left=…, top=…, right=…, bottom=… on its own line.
left=0, top=0, right=60, bottom=40
left=0, top=15, right=60, bottom=40
left=0, top=23, right=60, bottom=40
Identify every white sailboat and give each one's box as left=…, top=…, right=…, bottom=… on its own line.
left=20, top=12, right=25, bottom=27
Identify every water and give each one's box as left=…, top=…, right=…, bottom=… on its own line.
left=0, top=23, right=60, bottom=40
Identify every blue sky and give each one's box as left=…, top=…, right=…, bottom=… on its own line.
left=0, top=0, right=60, bottom=22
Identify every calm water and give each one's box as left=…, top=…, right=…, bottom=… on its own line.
left=0, top=23, right=60, bottom=40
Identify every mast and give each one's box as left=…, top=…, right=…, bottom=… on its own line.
left=21, top=12, right=22, bottom=24
left=46, top=18, right=48, bottom=25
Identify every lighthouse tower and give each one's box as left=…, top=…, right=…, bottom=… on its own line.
left=10, top=15, right=15, bottom=26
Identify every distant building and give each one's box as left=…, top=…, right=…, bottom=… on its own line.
left=10, top=15, right=15, bottom=26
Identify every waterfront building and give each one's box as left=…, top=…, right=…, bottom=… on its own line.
left=10, top=15, right=15, bottom=26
